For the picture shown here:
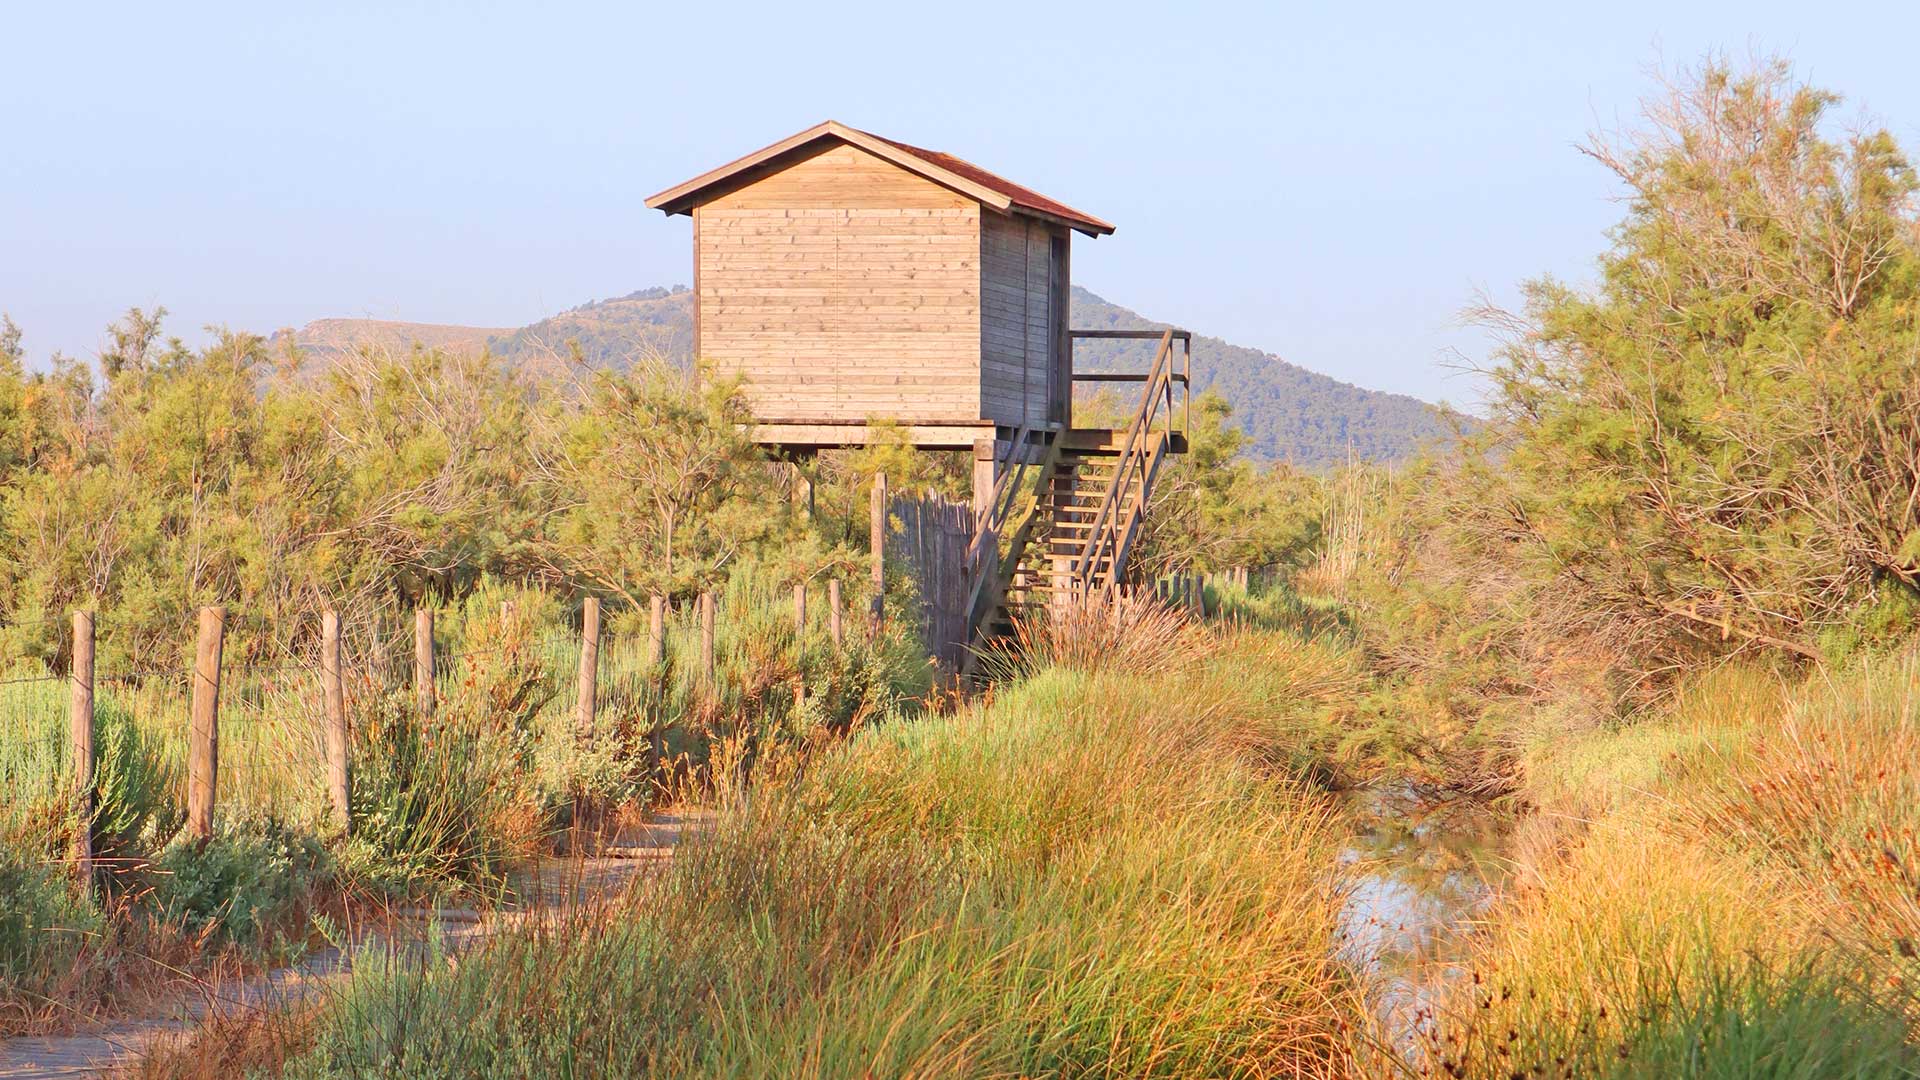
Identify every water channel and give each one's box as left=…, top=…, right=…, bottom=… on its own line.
left=1336, top=784, right=1514, bottom=1064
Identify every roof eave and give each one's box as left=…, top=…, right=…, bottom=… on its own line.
left=1004, top=203, right=1114, bottom=238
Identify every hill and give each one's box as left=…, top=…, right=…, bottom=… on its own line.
left=1065, top=288, right=1462, bottom=465
left=274, top=318, right=508, bottom=362
left=279, top=286, right=1459, bottom=466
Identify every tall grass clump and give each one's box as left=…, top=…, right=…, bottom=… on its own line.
left=273, top=629, right=1368, bottom=1079
left=340, top=603, right=552, bottom=895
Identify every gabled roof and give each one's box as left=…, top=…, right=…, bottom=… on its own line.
left=645, top=120, right=1114, bottom=237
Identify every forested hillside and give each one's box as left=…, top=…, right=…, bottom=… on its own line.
left=280, top=285, right=1459, bottom=467
left=1066, top=288, right=1462, bottom=464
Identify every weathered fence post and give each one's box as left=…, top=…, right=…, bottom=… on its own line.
left=827, top=578, right=843, bottom=649
left=188, top=606, right=225, bottom=841
left=793, top=581, right=807, bottom=636
left=1191, top=573, right=1206, bottom=618
left=699, top=590, right=716, bottom=686
left=870, top=472, right=887, bottom=631
left=576, top=597, right=601, bottom=744
left=414, top=607, right=435, bottom=718
left=647, top=591, right=667, bottom=776
left=70, top=611, right=94, bottom=886
left=321, top=609, right=349, bottom=833
left=648, top=593, right=666, bottom=667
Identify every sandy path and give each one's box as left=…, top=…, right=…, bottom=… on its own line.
left=0, top=810, right=706, bottom=1079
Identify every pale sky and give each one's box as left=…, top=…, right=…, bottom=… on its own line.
left=5, top=1, right=1918, bottom=407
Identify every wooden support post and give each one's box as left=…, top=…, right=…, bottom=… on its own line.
left=791, top=461, right=814, bottom=520
left=188, top=606, right=225, bottom=841
left=793, top=581, right=807, bottom=637
left=69, top=611, right=94, bottom=886
left=971, top=440, right=1000, bottom=625
left=321, top=609, right=349, bottom=833
left=576, top=597, right=600, bottom=742
left=414, top=607, right=435, bottom=718
left=648, top=593, right=666, bottom=668
left=1192, top=573, right=1206, bottom=618
left=869, top=472, right=887, bottom=631
left=827, top=578, right=843, bottom=649
left=699, top=590, right=716, bottom=685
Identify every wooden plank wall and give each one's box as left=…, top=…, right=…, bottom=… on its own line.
left=889, top=491, right=973, bottom=677
left=697, top=143, right=983, bottom=424
left=980, top=213, right=1059, bottom=428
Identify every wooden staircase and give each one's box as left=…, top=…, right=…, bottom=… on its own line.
left=961, top=330, right=1186, bottom=669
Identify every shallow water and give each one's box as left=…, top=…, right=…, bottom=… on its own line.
left=1336, top=784, right=1511, bottom=1061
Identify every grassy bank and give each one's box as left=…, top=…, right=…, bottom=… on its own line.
left=249, top=627, right=1370, bottom=1079
left=1428, top=656, right=1920, bottom=1078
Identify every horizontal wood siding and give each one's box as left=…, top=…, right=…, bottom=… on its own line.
left=979, top=214, right=1058, bottom=427
left=698, top=143, right=982, bottom=424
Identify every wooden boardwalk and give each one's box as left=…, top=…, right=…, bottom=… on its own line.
left=0, top=810, right=708, bottom=1079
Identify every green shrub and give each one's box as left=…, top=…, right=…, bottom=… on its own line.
left=0, top=846, right=98, bottom=987
left=90, top=698, right=183, bottom=857
left=151, top=820, right=329, bottom=955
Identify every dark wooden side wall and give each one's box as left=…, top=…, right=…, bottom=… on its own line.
left=979, top=213, right=1067, bottom=429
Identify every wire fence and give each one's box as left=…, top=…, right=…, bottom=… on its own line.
left=2, top=571, right=915, bottom=856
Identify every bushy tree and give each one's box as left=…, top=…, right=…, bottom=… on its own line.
left=1131, top=391, right=1323, bottom=575
left=1485, top=58, right=1920, bottom=662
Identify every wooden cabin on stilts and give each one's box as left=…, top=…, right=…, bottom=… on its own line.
left=647, top=121, right=1191, bottom=675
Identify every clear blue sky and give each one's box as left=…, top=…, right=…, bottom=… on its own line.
left=5, top=2, right=1917, bottom=406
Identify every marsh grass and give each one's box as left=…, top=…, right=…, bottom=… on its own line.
left=268, top=631, right=1371, bottom=1079
left=1430, top=655, right=1920, bottom=1077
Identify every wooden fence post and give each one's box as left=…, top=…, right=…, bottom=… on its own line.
left=70, top=611, right=94, bottom=886
left=870, top=472, right=887, bottom=631
left=793, top=581, right=807, bottom=637
left=576, top=597, right=600, bottom=743
left=321, top=609, right=349, bottom=833
left=1191, top=573, right=1206, bottom=618
left=648, top=593, right=666, bottom=667
left=828, top=578, right=843, bottom=649
left=188, top=606, right=225, bottom=841
left=414, top=607, right=435, bottom=718
left=699, top=590, right=716, bottom=686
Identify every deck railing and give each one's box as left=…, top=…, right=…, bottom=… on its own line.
left=1067, top=328, right=1192, bottom=442
left=1067, top=329, right=1183, bottom=599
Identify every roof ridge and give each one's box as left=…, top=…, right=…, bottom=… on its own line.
left=647, top=122, right=1113, bottom=236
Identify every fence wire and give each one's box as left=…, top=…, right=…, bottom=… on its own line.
left=8, top=579, right=889, bottom=841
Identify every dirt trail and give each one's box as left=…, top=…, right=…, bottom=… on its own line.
left=0, top=810, right=708, bottom=1079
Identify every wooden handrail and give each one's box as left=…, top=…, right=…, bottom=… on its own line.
left=1069, top=330, right=1175, bottom=596
left=1069, top=329, right=1193, bottom=342
left=1072, top=372, right=1190, bottom=384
